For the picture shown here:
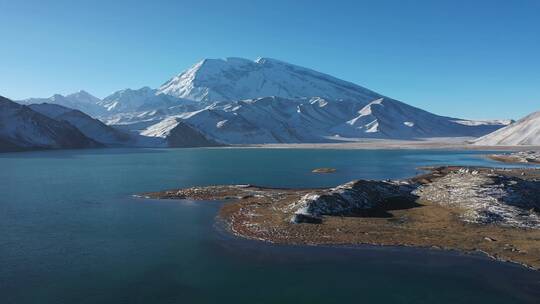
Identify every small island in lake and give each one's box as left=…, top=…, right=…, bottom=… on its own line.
left=141, top=166, right=540, bottom=270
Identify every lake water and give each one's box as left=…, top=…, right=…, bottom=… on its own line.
left=1, top=148, right=539, bottom=303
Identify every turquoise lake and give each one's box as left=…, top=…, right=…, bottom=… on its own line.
left=1, top=148, right=539, bottom=303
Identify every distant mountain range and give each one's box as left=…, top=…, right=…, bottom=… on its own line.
left=0, top=96, right=219, bottom=152
left=28, top=103, right=132, bottom=146
left=0, top=96, right=100, bottom=151
left=7, top=56, right=536, bottom=151
left=21, top=90, right=104, bottom=117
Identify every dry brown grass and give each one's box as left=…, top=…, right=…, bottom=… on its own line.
left=143, top=167, right=540, bottom=270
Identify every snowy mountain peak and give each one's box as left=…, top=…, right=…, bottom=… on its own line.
left=65, top=90, right=100, bottom=104
left=16, top=56, right=514, bottom=145
left=157, top=57, right=383, bottom=103
left=98, top=87, right=158, bottom=112
left=20, top=90, right=105, bottom=117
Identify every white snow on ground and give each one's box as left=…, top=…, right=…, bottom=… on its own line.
left=413, top=168, right=540, bottom=228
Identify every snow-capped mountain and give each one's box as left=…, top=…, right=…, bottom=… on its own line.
left=17, top=57, right=512, bottom=146
left=473, top=111, right=540, bottom=145
left=29, top=103, right=132, bottom=146
left=158, top=57, right=382, bottom=103
left=20, top=90, right=106, bottom=117
left=0, top=96, right=101, bottom=152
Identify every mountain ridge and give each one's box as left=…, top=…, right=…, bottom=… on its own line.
left=29, top=103, right=133, bottom=146
left=14, top=56, right=512, bottom=145
left=0, top=96, right=101, bottom=151
left=473, top=110, right=540, bottom=145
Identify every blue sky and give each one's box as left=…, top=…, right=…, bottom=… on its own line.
left=1, top=0, right=539, bottom=119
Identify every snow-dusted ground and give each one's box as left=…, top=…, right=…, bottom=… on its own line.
left=283, top=167, right=540, bottom=229
left=414, top=168, right=540, bottom=228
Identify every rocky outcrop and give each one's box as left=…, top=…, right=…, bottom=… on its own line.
left=288, top=180, right=416, bottom=223
left=413, top=168, right=540, bottom=228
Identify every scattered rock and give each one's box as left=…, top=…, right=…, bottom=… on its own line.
left=312, top=167, right=337, bottom=173
left=291, top=213, right=323, bottom=224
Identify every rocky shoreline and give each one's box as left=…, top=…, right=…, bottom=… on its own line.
left=141, top=166, right=540, bottom=270
left=488, top=151, right=540, bottom=164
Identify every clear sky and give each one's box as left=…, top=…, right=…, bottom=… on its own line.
left=1, top=0, right=539, bottom=120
